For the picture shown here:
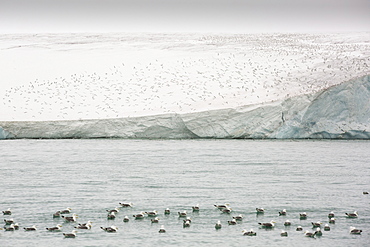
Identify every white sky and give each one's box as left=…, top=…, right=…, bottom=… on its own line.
left=0, top=0, right=369, bottom=33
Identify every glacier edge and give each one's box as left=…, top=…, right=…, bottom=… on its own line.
left=1, top=75, right=369, bottom=140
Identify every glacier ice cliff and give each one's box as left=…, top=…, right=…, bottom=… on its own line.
left=0, top=127, right=15, bottom=139
left=1, top=75, right=369, bottom=139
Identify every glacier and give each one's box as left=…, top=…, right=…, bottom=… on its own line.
left=1, top=75, right=369, bottom=140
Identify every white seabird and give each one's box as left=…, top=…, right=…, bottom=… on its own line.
left=63, top=230, right=77, bottom=238
left=304, top=230, right=316, bottom=238
left=101, top=226, right=118, bottom=233
left=119, top=202, right=133, bottom=207
left=106, top=207, right=120, bottom=213
left=60, top=207, right=72, bottom=214
left=315, top=227, right=323, bottom=236
left=221, top=206, right=232, bottom=214
left=24, top=225, right=37, bottom=231
left=311, top=221, right=322, bottom=227
left=46, top=224, right=63, bottom=232
left=349, top=226, right=362, bottom=234
left=256, top=208, right=265, bottom=214
left=324, top=224, right=330, bottom=231
left=182, top=218, right=191, bottom=224
left=53, top=211, right=61, bottom=218
left=107, top=212, right=116, bottom=220
left=75, top=224, right=91, bottom=230
left=192, top=204, right=200, bottom=211
left=62, top=213, right=78, bottom=222
left=2, top=208, right=11, bottom=215
left=4, top=219, right=14, bottom=225
left=228, top=219, right=237, bottom=225
left=258, top=220, right=275, bottom=228
left=159, top=225, right=166, bottom=233
left=233, top=214, right=243, bottom=221
left=242, top=229, right=257, bottom=236
left=164, top=208, right=170, bottom=215
left=145, top=210, right=158, bottom=217
left=75, top=222, right=92, bottom=230
left=133, top=212, right=145, bottom=219
left=4, top=224, right=15, bottom=231
left=279, top=209, right=287, bottom=216
left=214, top=203, right=230, bottom=210
left=151, top=217, right=160, bottom=223
left=13, top=223, right=19, bottom=230
left=178, top=211, right=187, bottom=217
left=281, top=230, right=288, bottom=237
left=299, top=212, right=307, bottom=219
left=345, top=211, right=358, bottom=218
left=215, top=220, right=222, bottom=229
left=183, top=220, right=191, bottom=228
left=284, top=220, right=291, bottom=226
left=123, top=216, right=130, bottom=222
left=79, top=221, right=93, bottom=227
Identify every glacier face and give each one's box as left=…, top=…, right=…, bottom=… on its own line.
left=0, top=127, right=14, bottom=139
left=1, top=75, right=369, bottom=139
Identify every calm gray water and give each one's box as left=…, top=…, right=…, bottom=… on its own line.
left=1, top=139, right=369, bottom=246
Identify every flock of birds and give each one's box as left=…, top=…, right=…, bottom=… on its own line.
left=2, top=199, right=365, bottom=239
left=1, top=33, right=369, bottom=121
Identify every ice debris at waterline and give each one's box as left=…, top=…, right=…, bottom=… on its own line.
left=0, top=75, right=369, bottom=140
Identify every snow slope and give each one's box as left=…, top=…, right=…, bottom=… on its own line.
left=1, top=75, right=369, bottom=139
left=1, top=33, right=369, bottom=121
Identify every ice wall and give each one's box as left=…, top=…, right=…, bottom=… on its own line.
left=1, top=75, right=369, bottom=139
left=0, top=127, right=15, bottom=139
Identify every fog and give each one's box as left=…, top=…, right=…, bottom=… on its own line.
left=1, top=0, right=369, bottom=33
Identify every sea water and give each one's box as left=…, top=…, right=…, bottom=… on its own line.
left=1, top=139, right=369, bottom=246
